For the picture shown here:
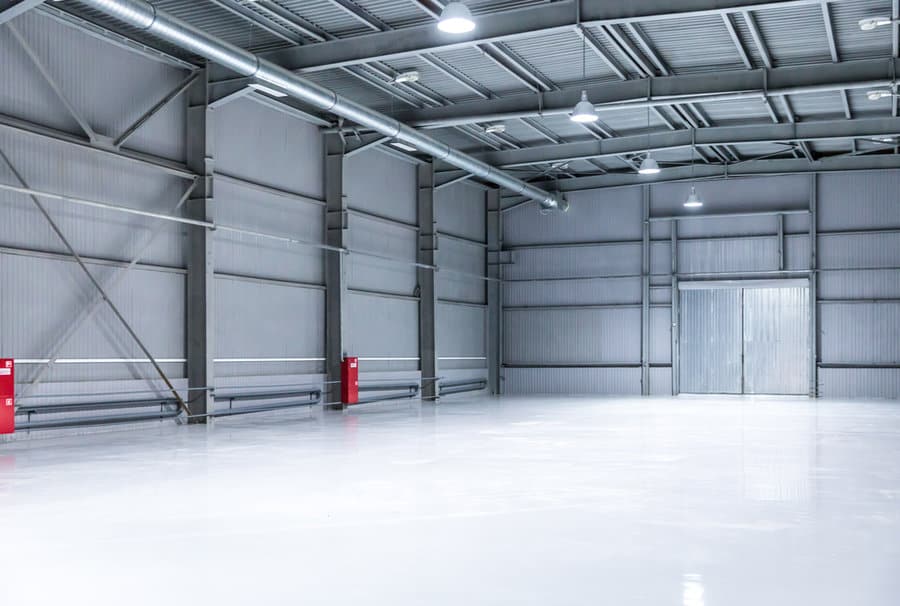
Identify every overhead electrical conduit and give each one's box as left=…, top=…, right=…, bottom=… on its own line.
left=76, top=0, right=565, bottom=211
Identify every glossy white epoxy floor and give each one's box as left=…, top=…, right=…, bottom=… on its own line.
left=1, top=395, right=899, bottom=605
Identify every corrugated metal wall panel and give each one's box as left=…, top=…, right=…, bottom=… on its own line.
left=437, top=302, right=486, bottom=371
left=819, top=302, right=900, bottom=364
left=785, top=234, right=811, bottom=271
left=505, top=244, right=642, bottom=281
left=214, top=179, right=324, bottom=284
left=678, top=237, right=779, bottom=275
left=213, top=97, right=324, bottom=199
left=215, top=276, right=324, bottom=378
left=345, top=292, right=418, bottom=372
left=819, top=368, right=900, bottom=399
left=650, top=306, right=672, bottom=365
left=819, top=269, right=900, bottom=299
left=676, top=216, right=779, bottom=239
left=743, top=287, right=809, bottom=395
left=438, top=235, right=484, bottom=271
left=817, top=171, right=900, bottom=231
left=504, top=308, right=641, bottom=364
left=435, top=184, right=485, bottom=242
left=0, top=129, right=186, bottom=268
left=1, top=253, right=185, bottom=383
left=504, top=187, right=643, bottom=246
left=503, top=367, right=642, bottom=395
left=344, top=149, right=417, bottom=223
left=818, top=232, right=900, bottom=270
left=504, top=277, right=641, bottom=307
left=1, top=11, right=187, bottom=161
left=348, top=254, right=417, bottom=296
left=679, top=287, right=743, bottom=394
left=347, top=214, right=417, bottom=294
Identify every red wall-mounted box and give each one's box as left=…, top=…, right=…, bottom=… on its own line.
left=0, top=359, right=14, bottom=435
left=341, top=357, right=359, bottom=405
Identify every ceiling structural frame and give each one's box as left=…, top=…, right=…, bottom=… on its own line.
left=203, top=0, right=529, bottom=156
left=258, top=0, right=836, bottom=73
left=43, top=0, right=900, bottom=189
left=72, top=0, right=565, bottom=210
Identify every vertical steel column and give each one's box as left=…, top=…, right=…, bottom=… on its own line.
left=641, top=186, right=651, bottom=395
left=670, top=220, right=680, bottom=396
left=418, top=161, right=439, bottom=401
left=486, top=188, right=503, bottom=395
left=809, top=174, right=819, bottom=397
left=186, top=66, right=215, bottom=423
left=777, top=213, right=785, bottom=271
left=324, top=132, right=348, bottom=405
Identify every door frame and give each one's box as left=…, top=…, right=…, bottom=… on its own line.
left=676, top=278, right=810, bottom=396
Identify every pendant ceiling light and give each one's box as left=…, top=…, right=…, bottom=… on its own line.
left=570, top=20, right=598, bottom=124
left=438, top=2, right=476, bottom=34
left=684, top=186, right=704, bottom=208
left=639, top=93, right=660, bottom=175
left=638, top=156, right=660, bottom=175
left=684, top=134, right=703, bottom=208
left=570, top=90, right=599, bottom=123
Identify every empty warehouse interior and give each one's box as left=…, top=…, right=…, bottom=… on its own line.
left=0, top=0, right=899, bottom=603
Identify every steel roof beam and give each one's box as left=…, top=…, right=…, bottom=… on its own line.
left=0, top=0, right=44, bottom=25
left=261, top=0, right=826, bottom=72
left=388, top=58, right=900, bottom=128
left=458, top=117, right=900, bottom=168
left=529, top=153, right=900, bottom=192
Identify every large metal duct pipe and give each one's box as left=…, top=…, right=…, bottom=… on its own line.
left=77, top=0, right=563, bottom=210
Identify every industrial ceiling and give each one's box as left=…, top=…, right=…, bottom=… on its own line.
left=39, top=0, right=900, bottom=192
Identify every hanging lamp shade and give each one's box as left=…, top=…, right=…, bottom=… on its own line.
left=438, top=2, right=476, bottom=34
left=638, top=155, right=661, bottom=175
left=684, top=186, right=704, bottom=208
left=570, top=90, right=599, bottom=123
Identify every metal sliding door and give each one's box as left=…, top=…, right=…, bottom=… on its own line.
left=742, top=287, right=809, bottom=395
left=679, top=287, right=743, bottom=394
left=679, top=281, right=809, bottom=395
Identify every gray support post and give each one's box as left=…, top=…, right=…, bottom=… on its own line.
left=486, top=188, right=503, bottom=395
left=777, top=212, right=785, bottom=271
left=641, top=186, right=651, bottom=395
left=324, top=133, right=348, bottom=405
left=186, top=65, right=215, bottom=423
left=671, top=220, right=679, bottom=396
left=809, top=174, right=819, bottom=397
left=417, top=161, right=439, bottom=401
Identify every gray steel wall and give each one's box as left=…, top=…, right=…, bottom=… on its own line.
left=0, top=12, right=330, bottom=407
left=435, top=182, right=488, bottom=385
left=0, top=11, right=188, bottom=397
left=503, top=172, right=900, bottom=399
left=213, top=97, right=325, bottom=380
left=343, top=149, right=419, bottom=373
left=0, top=9, right=489, bottom=411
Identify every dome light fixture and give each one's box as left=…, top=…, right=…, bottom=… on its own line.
left=867, top=89, right=897, bottom=101
left=638, top=155, right=660, bottom=175
left=570, top=90, right=599, bottom=123
left=684, top=186, right=704, bottom=208
left=438, top=2, right=476, bottom=34
left=859, top=16, right=895, bottom=31
left=393, top=70, right=420, bottom=84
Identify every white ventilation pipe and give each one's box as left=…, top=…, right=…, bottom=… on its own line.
left=78, top=0, right=563, bottom=210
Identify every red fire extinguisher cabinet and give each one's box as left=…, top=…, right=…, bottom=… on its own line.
left=341, top=357, right=359, bottom=405
left=0, top=359, right=14, bottom=434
